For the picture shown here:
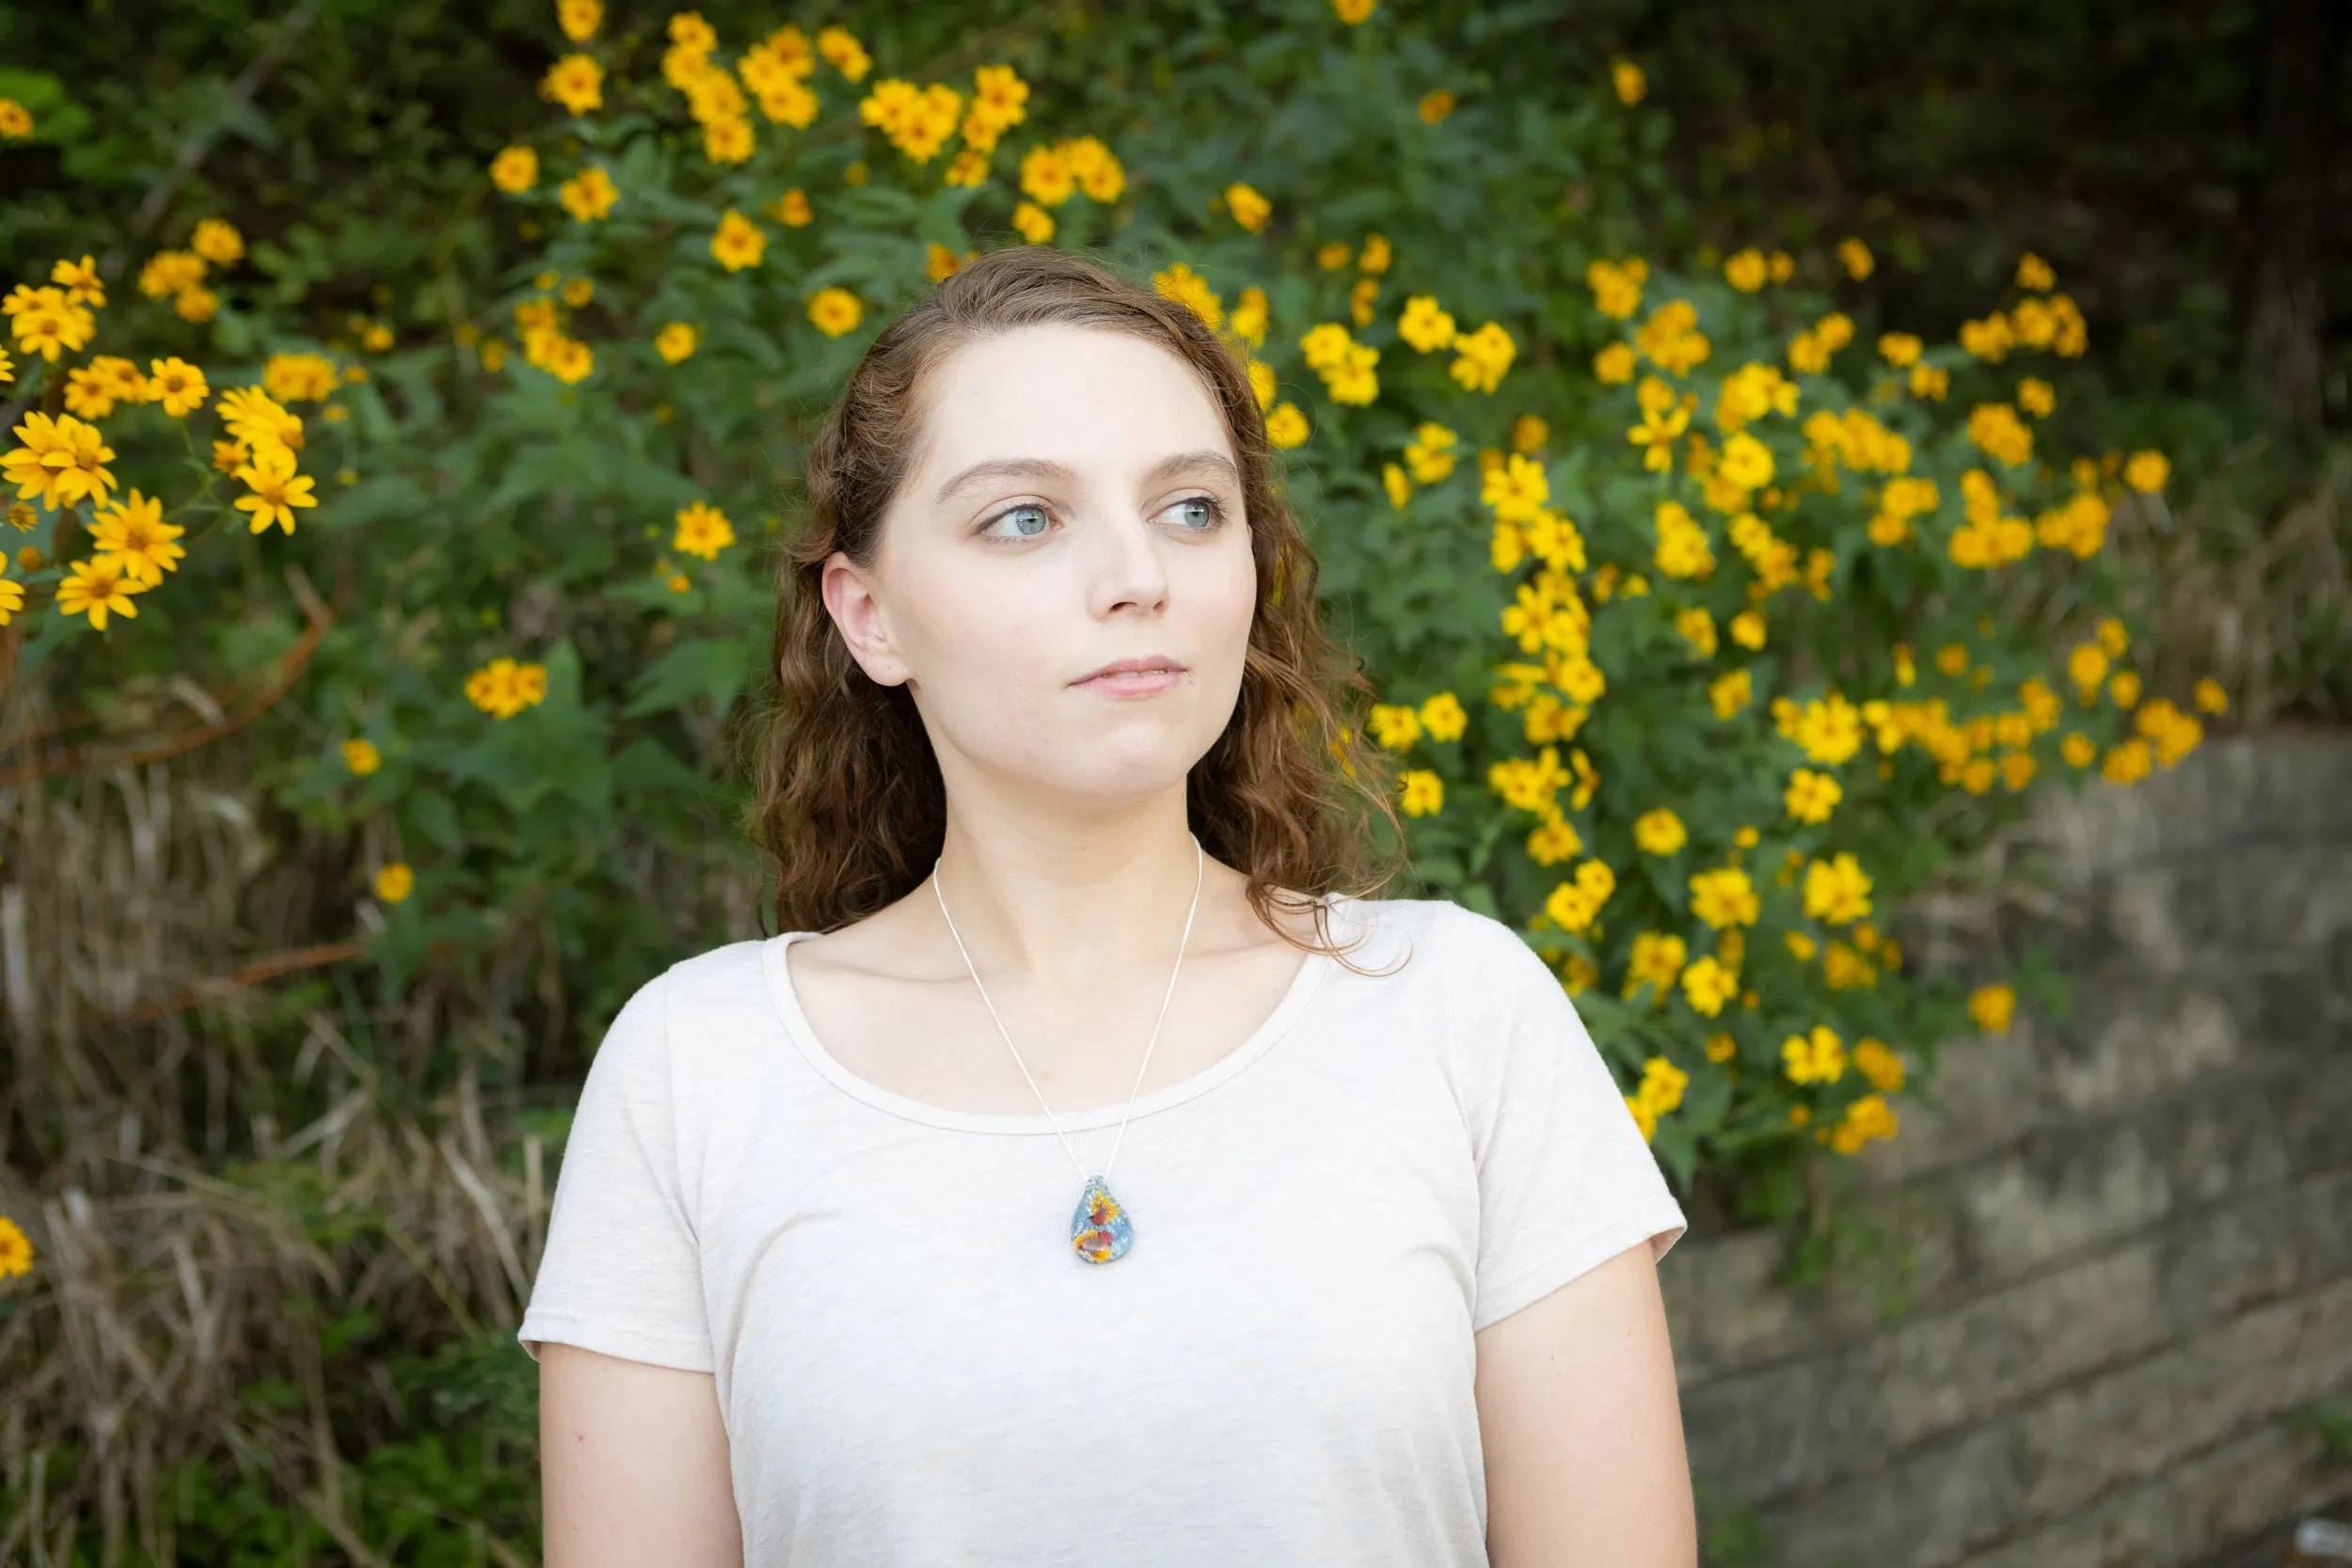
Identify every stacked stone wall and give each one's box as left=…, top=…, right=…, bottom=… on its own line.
left=1662, top=733, right=2352, bottom=1566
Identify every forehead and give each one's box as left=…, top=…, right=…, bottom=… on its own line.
left=914, top=324, right=1235, bottom=479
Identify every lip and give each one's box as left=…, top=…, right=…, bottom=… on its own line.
left=1072, top=655, right=1188, bottom=695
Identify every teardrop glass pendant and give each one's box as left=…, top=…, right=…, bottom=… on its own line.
left=1070, top=1176, right=1134, bottom=1264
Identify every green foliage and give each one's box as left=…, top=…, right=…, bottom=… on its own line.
left=0, top=0, right=2247, bottom=1557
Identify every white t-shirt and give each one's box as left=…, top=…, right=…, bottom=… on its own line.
left=519, top=893, right=1686, bottom=1567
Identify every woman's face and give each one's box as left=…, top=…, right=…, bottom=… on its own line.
left=824, top=324, right=1258, bottom=814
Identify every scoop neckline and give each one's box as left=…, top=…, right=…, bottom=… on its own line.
left=760, top=892, right=1352, bottom=1135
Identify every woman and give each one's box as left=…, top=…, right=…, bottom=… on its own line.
left=521, top=246, right=1694, bottom=1566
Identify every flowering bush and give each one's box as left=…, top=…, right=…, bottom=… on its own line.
left=1, top=0, right=2223, bottom=1206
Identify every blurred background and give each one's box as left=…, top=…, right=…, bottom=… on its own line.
left=0, top=1, right=2345, bottom=1562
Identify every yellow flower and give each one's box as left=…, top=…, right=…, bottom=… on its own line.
left=0, top=1215, right=33, bottom=1278
left=465, top=657, right=550, bottom=719
left=1543, top=859, right=1616, bottom=933
left=560, top=166, right=618, bottom=222
left=174, top=285, right=218, bottom=323
left=1802, top=852, right=1872, bottom=925
left=1368, top=703, right=1422, bottom=751
left=1782, top=1024, right=1847, bottom=1085
left=1679, top=955, right=1736, bottom=1017
left=1594, top=342, right=1635, bottom=383
left=64, top=357, right=143, bottom=420
left=2123, top=450, right=2169, bottom=493
left=1227, top=287, right=1269, bottom=348
left=541, top=54, right=605, bottom=115
left=1910, top=364, right=1951, bottom=400
left=795, top=286, right=859, bottom=339
left=1418, top=89, right=1455, bottom=123
left=1968, top=983, right=2015, bottom=1034
left=233, top=445, right=318, bottom=535
left=4, top=411, right=117, bottom=511
left=5, top=285, right=95, bottom=362
left=2103, top=737, right=2153, bottom=784
left=1717, top=431, right=1775, bottom=490
left=1624, top=932, right=1687, bottom=998
left=1153, top=264, right=1223, bottom=331
left=1450, top=322, right=1517, bottom=393
left=2017, top=377, right=2056, bottom=418
left=0, top=100, right=33, bottom=139
left=342, top=737, right=382, bottom=775
left=190, top=218, right=245, bottom=266
left=1850, top=1038, right=1905, bottom=1094
left=1967, top=403, right=2034, bottom=467
left=1837, top=238, right=1874, bottom=280
left=1587, top=257, right=1647, bottom=320
left=1611, top=59, right=1645, bottom=105
left=55, top=557, right=143, bottom=630
left=1332, top=0, right=1376, bottom=21
left=2193, top=678, right=2229, bottom=716
left=90, top=490, right=183, bottom=585
left=771, top=188, right=815, bottom=228
left=945, top=148, right=990, bottom=187
left=135, top=251, right=205, bottom=300
left=1877, top=332, right=1922, bottom=368
left=655, top=323, right=698, bottom=364
left=374, top=863, right=415, bottom=904
left=1398, top=294, right=1456, bottom=354
left=2015, top=252, right=2057, bottom=292
left=1225, top=182, right=1271, bottom=233
left=1730, top=610, right=1767, bottom=650
left=1633, top=808, right=1688, bottom=856
left=673, top=500, right=737, bottom=560
left=1358, top=233, right=1392, bottom=276
left=1011, top=200, right=1056, bottom=245
left=1399, top=769, right=1443, bottom=816
left=1265, top=403, right=1310, bottom=449
left=264, top=353, right=338, bottom=404
left=711, top=210, right=767, bottom=272
left=704, top=116, right=755, bottom=165
left=1404, top=421, right=1458, bottom=483
left=1247, top=359, right=1276, bottom=410
left=1418, top=691, right=1467, bottom=742
left=1708, top=668, right=1752, bottom=720
left=818, top=24, right=871, bottom=80
left=558, top=0, right=602, bottom=42
left=1830, top=1093, right=1900, bottom=1154
left=1018, top=143, right=1075, bottom=206
left=220, top=388, right=298, bottom=450
left=1724, top=247, right=1768, bottom=293
left=47, top=254, right=103, bottom=309
left=1482, top=453, right=1548, bottom=521
left=1382, top=463, right=1411, bottom=510
left=1784, top=768, right=1841, bottom=824
left=1092, top=134, right=1142, bottom=203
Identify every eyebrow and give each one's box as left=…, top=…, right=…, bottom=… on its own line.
left=930, top=450, right=1241, bottom=506
left=932, top=457, right=1079, bottom=506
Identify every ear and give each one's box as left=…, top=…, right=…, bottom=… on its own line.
left=819, top=549, right=912, bottom=687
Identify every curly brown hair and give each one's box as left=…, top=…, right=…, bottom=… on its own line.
left=749, top=245, right=1405, bottom=957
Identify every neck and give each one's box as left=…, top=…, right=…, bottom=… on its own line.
left=930, top=800, right=1208, bottom=994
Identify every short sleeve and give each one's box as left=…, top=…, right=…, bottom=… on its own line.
left=518, top=970, right=716, bottom=1372
left=1443, top=905, right=1689, bottom=1333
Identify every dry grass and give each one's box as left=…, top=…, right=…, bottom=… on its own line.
left=0, top=674, right=761, bottom=1562
left=2119, top=437, right=2352, bottom=726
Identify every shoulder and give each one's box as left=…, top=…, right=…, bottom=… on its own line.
left=1340, top=894, right=1548, bottom=978
left=587, top=937, right=779, bottom=1071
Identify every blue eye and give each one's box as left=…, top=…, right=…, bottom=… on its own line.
left=1167, top=497, right=1219, bottom=531
left=984, top=503, right=1051, bottom=540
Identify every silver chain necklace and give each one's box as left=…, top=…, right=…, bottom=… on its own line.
left=930, top=832, right=1205, bottom=1264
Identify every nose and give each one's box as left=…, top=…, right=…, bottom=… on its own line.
left=1083, top=505, right=1172, bottom=620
